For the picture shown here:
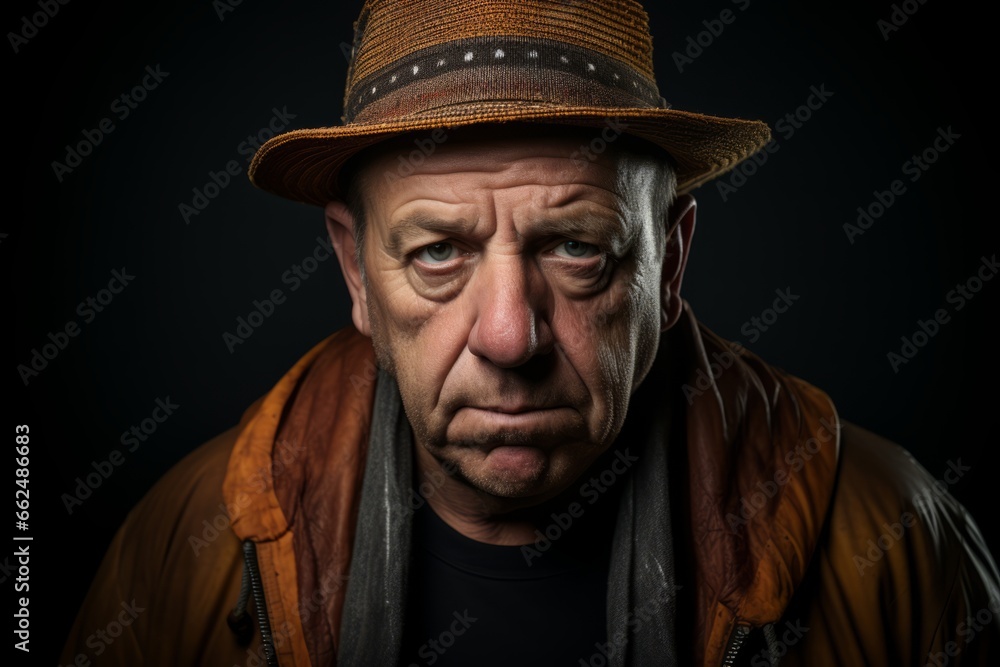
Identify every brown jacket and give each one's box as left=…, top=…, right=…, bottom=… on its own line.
left=61, top=309, right=1000, bottom=666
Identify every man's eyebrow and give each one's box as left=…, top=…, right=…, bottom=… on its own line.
left=386, top=214, right=478, bottom=253
left=385, top=210, right=629, bottom=253
left=530, top=211, right=628, bottom=252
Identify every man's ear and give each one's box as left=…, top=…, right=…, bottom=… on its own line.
left=325, top=201, right=371, bottom=337
left=661, top=193, right=697, bottom=331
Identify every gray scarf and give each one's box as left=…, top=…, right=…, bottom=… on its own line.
left=337, top=369, right=678, bottom=666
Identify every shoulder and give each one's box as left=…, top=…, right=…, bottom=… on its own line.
left=835, top=420, right=964, bottom=522
left=120, top=394, right=266, bottom=556
left=121, top=421, right=246, bottom=560
left=779, top=421, right=1000, bottom=666
left=61, top=420, right=257, bottom=666
left=832, top=421, right=989, bottom=572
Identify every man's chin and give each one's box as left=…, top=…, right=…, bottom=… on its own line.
left=458, top=445, right=553, bottom=498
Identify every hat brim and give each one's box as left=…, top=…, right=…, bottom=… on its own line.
left=248, top=103, right=771, bottom=206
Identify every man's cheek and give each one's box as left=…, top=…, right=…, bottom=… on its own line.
left=554, top=309, right=621, bottom=400
left=555, top=310, right=594, bottom=357
left=596, top=277, right=630, bottom=321
left=556, top=286, right=622, bottom=352
left=368, top=278, right=438, bottom=354
left=378, top=273, right=430, bottom=324
left=393, top=312, right=465, bottom=412
left=596, top=290, right=655, bottom=403
left=553, top=292, right=628, bottom=387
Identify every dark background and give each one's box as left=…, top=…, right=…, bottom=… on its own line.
left=7, top=0, right=998, bottom=664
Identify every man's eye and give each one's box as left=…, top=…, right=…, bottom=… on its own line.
left=553, top=240, right=599, bottom=259
left=415, top=242, right=458, bottom=263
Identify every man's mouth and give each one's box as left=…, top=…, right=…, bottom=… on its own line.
left=447, top=406, right=583, bottom=449
left=467, top=404, right=564, bottom=414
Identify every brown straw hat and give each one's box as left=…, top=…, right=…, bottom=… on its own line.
left=249, top=0, right=771, bottom=206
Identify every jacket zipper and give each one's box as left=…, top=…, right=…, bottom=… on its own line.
left=243, top=541, right=280, bottom=667
left=721, top=623, right=750, bottom=666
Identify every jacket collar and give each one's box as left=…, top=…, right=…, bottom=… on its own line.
left=222, top=302, right=840, bottom=666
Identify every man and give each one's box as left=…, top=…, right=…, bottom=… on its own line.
left=61, top=1, right=999, bottom=666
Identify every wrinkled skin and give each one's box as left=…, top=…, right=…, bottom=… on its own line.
left=326, top=132, right=696, bottom=543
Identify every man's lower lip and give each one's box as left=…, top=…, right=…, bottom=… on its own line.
left=485, top=445, right=547, bottom=472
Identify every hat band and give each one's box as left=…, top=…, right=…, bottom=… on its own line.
left=345, top=36, right=667, bottom=124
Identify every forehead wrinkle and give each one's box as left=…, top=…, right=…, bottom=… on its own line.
left=615, top=156, right=662, bottom=223
left=386, top=212, right=479, bottom=252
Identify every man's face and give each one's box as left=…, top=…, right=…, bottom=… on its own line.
left=337, top=132, right=677, bottom=504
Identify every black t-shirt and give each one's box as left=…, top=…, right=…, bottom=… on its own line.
left=396, top=497, right=615, bottom=667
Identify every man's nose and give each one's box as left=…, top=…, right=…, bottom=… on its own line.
left=466, top=256, right=553, bottom=368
